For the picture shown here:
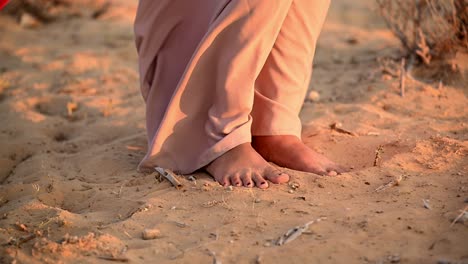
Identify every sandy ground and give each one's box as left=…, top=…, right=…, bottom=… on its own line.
left=0, top=1, right=467, bottom=263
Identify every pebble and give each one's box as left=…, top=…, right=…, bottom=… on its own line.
left=307, top=90, right=320, bottom=102
left=388, top=254, right=400, bottom=263
left=20, top=13, right=40, bottom=28
left=188, top=175, right=196, bottom=182
left=142, top=228, right=161, bottom=240
left=328, top=171, right=338, bottom=176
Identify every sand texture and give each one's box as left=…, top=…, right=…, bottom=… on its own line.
left=0, top=0, right=467, bottom=263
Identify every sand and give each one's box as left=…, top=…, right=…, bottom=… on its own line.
left=0, top=0, right=467, bottom=263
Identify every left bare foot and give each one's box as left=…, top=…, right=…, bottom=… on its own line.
left=252, top=135, right=346, bottom=176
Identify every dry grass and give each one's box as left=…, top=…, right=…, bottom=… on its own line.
left=2, top=0, right=110, bottom=22
left=377, top=0, right=468, bottom=65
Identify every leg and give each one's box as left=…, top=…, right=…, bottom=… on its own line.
left=135, top=0, right=291, bottom=187
left=250, top=0, right=345, bottom=175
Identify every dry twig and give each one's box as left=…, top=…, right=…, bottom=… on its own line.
left=97, top=255, right=129, bottom=262
left=330, top=122, right=357, bottom=137
left=450, top=206, right=468, bottom=227
left=422, top=199, right=432, bottom=210
left=276, top=218, right=324, bottom=246
left=374, top=175, right=403, bottom=192
left=155, top=167, right=183, bottom=189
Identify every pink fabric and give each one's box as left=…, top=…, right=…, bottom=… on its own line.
left=134, top=0, right=330, bottom=174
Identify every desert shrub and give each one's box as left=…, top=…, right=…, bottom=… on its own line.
left=376, top=0, right=467, bottom=65
left=2, top=0, right=110, bottom=23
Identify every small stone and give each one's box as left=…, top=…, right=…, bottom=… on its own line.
left=263, top=242, right=271, bottom=247
left=388, top=254, right=400, bottom=263
left=328, top=171, right=338, bottom=176
left=227, top=186, right=233, bottom=191
left=20, top=13, right=41, bottom=28
left=142, top=228, right=161, bottom=240
left=346, top=37, right=359, bottom=45
left=254, top=198, right=261, bottom=203
left=307, top=90, right=320, bottom=102
left=288, top=189, right=294, bottom=194
left=367, top=132, right=380, bottom=136
left=289, top=182, right=300, bottom=190
left=318, top=183, right=325, bottom=188
left=188, top=175, right=196, bottom=182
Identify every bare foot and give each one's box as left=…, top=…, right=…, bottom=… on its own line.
left=205, top=143, right=290, bottom=188
left=252, top=135, right=346, bottom=176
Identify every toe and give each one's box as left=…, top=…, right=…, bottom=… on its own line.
left=335, top=164, right=349, bottom=173
left=240, top=173, right=254, bottom=188
left=217, top=175, right=230, bottom=187
left=252, top=172, right=269, bottom=189
left=326, top=163, right=347, bottom=175
left=264, top=167, right=289, bottom=184
left=309, top=165, right=327, bottom=176
left=230, top=173, right=242, bottom=187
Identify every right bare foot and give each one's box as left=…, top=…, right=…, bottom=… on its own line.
left=205, top=143, right=290, bottom=189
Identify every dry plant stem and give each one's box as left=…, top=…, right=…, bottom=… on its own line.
left=400, top=58, right=406, bottom=97
left=416, top=29, right=432, bottom=64
left=155, top=167, right=183, bottom=189
left=450, top=206, right=468, bottom=227
left=97, top=255, right=129, bottom=262
left=373, top=145, right=384, bottom=166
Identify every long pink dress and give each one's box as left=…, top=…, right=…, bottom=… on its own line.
left=134, top=0, right=330, bottom=174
